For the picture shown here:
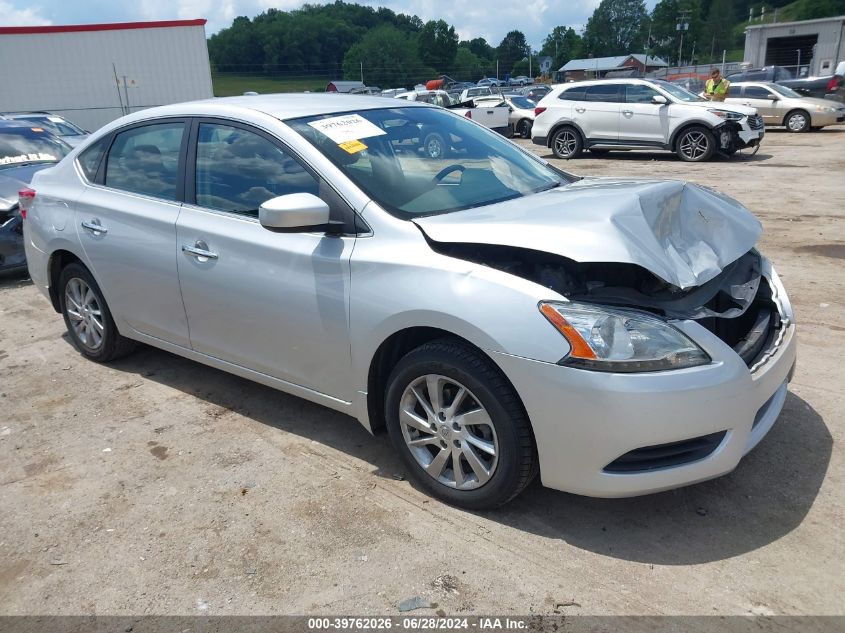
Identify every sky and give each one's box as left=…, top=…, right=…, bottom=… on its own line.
left=0, top=0, right=658, bottom=50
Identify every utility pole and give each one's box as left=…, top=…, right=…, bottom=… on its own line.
left=360, top=62, right=363, bottom=84
left=528, top=46, right=532, bottom=78
left=676, top=9, right=691, bottom=74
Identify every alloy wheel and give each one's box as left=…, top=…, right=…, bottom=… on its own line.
left=65, top=277, right=104, bottom=350
left=679, top=131, right=710, bottom=160
left=398, top=374, right=499, bottom=490
left=553, top=130, right=578, bottom=157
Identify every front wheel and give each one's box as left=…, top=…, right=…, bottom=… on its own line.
left=550, top=126, right=583, bottom=159
left=385, top=339, right=537, bottom=509
left=59, top=263, right=136, bottom=362
left=785, top=110, right=810, bottom=133
left=676, top=126, right=716, bottom=162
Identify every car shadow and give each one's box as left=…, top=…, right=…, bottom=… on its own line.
left=102, top=344, right=830, bottom=566
left=0, top=269, right=31, bottom=289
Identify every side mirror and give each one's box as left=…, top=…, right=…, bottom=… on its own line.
left=259, top=193, right=330, bottom=231
left=652, top=95, right=668, bottom=104
left=767, top=94, right=779, bottom=101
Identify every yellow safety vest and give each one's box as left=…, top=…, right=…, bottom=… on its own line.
left=706, top=78, right=730, bottom=100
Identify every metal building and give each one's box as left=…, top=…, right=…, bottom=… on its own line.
left=0, top=20, right=214, bottom=133
left=743, top=15, right=845, bottom=77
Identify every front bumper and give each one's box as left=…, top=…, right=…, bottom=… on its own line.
left=490, top=272, right=797, bottom=498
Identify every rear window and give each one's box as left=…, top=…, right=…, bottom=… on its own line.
left=77, top=136, right=110, bottom=181
left=558, top=85, right=586, bottom=101
left=0, top=127, right=69, bottom=169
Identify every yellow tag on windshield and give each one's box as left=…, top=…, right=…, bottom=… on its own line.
left=30, top=128, right=45, bottom=133
left=338, top=139, right=367, bottom=154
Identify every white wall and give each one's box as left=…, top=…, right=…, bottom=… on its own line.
left=0, top=24, right=213, bottom=133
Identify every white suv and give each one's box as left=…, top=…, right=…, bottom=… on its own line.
left=532, top=78, right=765, bottom=161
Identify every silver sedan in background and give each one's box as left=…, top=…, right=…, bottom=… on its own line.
left=725, top=81, right=845, bottom=132
left=22, top=95, right=796, bottom=509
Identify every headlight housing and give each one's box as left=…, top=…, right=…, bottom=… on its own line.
left=708, top=109, right=745, bottom=121
left=539, top=302, right=710, bottom=372
left=816, top=105, right=836, bottom=113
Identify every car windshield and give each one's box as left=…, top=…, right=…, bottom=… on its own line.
left=652, top=80, right=704, bottom=102
left=0, top=127, right=70, bottom=169
left=509, top=96, right=535, bottom=109
left=768, top=83, right=802, bottom=98
left=24, top=116, right=86, bottom=137
left=288, top=107, right=571, bottom=218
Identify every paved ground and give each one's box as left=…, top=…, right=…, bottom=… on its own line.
left=1, top=128, right=843, bottom=616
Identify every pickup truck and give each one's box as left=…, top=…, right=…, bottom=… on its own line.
left=393, top=90, right=510, bottom=132
left=727, top=65, right=845, bottom=102
left=390, top=90, right=510, bottom=159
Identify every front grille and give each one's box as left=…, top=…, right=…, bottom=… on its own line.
left=748, top=114, right=764, bottom=130
left=603, top=431, right=727, bottom=473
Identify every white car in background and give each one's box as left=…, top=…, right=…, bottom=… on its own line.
left=532, top=78, right=765, bottom=161
left=476, top=93, right=538, bottom=138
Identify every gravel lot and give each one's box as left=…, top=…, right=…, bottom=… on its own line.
left=1, top=128, right=843, bottom=616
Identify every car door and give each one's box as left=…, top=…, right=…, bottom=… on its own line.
left=75, top=119, right=191, bottom=347
left=576, top=83, right=622, bottom=142
left=175, top=119, right=357, bottom=401
left=619, top=83, right=669, bottom=144
left=739, top=85, right=781, bottom=124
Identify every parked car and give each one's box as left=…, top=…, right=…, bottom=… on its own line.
left=477, top=77, right=505, bottom=87
left=725, top=82, right=845, bottom=132
left=1, top=112, right=90, bottom=147
left=508, top=76, right=533, bottom=87
left=23, top=94, right=796, bottom=509
left=475, top=93, right=537, bottom=138
left=519, top=84, right=552, bottom=102
left=348, top=86, right=382, bottom=95
left=0, top=121, right=70, bottom=272
left=726, top=65, right=845, bottom=102
left=458, top=86, right=494, bottom=102
left=394, top=90, right=510, bottom=141
left=532, top=78, right=765, bottom=161
left=380, top=88, right=407, bottom=98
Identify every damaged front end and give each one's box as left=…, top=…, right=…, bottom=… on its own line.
left=431, top=241, right=786, bottom=371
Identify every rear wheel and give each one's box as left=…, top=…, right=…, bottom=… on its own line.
left=517, top=119, right=532, bottom=139
left=676, top=126, right=716, bottom=162
left=785, top=110, right=810, bottom=133
left=550, top=126, right=583, bottom=159
left=385, top=339, right=537, bottom=509
left=423, top=132, right=448, bottom=159
left=59, top=263, right=136, bottom=362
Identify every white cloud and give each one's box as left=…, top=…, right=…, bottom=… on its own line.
left=0, top=0, right=52, bottom=26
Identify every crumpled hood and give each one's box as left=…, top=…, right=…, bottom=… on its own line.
left=413, top=177, right=762, bottom=289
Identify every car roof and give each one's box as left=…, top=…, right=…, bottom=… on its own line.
left=115, top=94, right=429, bottom=125
left=558, top=78, right=656, bottom=88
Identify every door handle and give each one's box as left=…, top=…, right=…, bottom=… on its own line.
left=182, top=241, right=218, bottom=261
left=81, top=220, right=107, bottom=235
left=621, top=109, right=633, bottom=116
left=575, top=107, right=586, bottom=113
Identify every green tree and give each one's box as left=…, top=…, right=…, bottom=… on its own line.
left=418, top=19, right=459, bottom=72
left=343, top=25, right=434, bottom=88
left=582, top=0, right=649, bottom=57
left=450, top=46, right=493, bottom=80
left=539, top=26, right=583, bottom=71
left=464, top=37, right=496, bottom=61
left=649, top=0, right=704, bottom=64
left=497, top=30, right=529, bottom=75
left=704, top=0, right=736, bottom=58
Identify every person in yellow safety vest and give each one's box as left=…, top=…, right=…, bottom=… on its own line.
left=705, top=68, right=730, bottom=101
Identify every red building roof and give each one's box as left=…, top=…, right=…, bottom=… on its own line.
left=0, top=19, right=207, bottom=36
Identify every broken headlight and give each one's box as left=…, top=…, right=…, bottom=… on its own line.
left=707, top=109, right=745, bottom=121
left=539, top=302, right=710, bottom=372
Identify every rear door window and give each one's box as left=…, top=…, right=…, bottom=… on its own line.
left=104, top=122, right=185, bottom=200
left=558, top=85, right=586, bottom=101
left=585, top=84, right=623, bottom=102
left=77, top=135, right=111, bottom=182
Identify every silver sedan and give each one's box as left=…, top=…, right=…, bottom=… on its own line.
left=22, top=95, right=797, bottom=509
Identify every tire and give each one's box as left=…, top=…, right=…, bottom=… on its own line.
left=784, top=110, right=810, bottom=133
left=550, top=126, right=583, bottom=159
left=517, top=119, right=532, bottom=139
left=59, top=262, right=136, bottom=362
left=385, top=339, right=537, bottom=510
left=675, top=125, right=716, bottom=162
left=423, top=132, right=448, bottom=159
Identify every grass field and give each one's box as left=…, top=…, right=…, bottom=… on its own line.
left=211, top=74, right=327, bottom=96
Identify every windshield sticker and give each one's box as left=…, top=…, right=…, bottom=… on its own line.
left=338, top=139, right=367, bottom=154
left=0, top=152, right=57, bottom=165
left=48, top=117, right=64, bottom=123
left=307, top=114, right=386, bottom=144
